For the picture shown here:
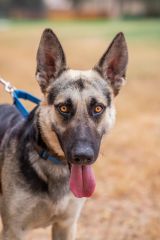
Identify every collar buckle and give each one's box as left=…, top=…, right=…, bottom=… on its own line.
left=40, top=150, right=49, bottom=160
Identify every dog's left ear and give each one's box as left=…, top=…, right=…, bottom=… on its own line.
left=36, top=28, right=66, bottom=93
left=95, top=32, right=128, bottom=96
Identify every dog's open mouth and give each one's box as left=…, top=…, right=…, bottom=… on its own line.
left=69, top=164, right=96, bottom=198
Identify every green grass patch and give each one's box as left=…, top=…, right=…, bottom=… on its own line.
left=1, top=18, right=160, bottom=42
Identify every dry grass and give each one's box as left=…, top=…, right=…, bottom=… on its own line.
left=0, top=19, right=160, bottom=239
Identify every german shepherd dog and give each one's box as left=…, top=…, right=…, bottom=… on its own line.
left=0, top=29, right=128, bottom=239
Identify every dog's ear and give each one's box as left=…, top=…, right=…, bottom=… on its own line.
left=36, top=29, right=66, bottom=93
left=95, top=32, right=128, bottom=96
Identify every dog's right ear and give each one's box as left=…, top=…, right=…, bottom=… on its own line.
left=36, top=29, right=66, bottom=93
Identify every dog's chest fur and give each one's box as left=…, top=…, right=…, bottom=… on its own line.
left=21, top=192, right=84, bottom=230
left=1, top=139, right=84, bottom=231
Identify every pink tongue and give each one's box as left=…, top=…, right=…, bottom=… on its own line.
left=69, top=164, right=96, bottom=198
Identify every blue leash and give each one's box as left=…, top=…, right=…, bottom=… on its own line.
left=13, top=90, right=41, bottom=118
left=0, top=78, right=41, bottom=118
left=0, top=77, right=62, bottom=165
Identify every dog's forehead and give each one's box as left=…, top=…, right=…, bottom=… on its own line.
left=61, top=69, right=102, bottom=81
left=47, top=69, right=112, bottom=105
left=54, top=69, right=109, bottom=91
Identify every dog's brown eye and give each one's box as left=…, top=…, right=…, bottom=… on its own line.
left=59, top=105, right=69, bottom=113
left=94, top=105, right=103, bottom=114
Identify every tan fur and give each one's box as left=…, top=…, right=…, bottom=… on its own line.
left=39, top=106, right=65, bottom=157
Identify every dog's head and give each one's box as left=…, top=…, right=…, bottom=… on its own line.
left=36, top=29, right=128, bottom=197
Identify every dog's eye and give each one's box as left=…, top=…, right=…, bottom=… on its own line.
left=59, top=105, right=70, bottom=113
left=94, top=106, right=103, bottom=114
left=93, top=105, right=105, bottom=116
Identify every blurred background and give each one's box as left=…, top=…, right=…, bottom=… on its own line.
left=0, top=0, right=160, bottom=239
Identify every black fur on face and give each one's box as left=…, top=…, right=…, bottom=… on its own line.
left=57, top=122, right=101, bottom=165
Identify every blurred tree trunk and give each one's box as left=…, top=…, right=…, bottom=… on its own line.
left=119, top=0, right=125, bottom=16
left=70, top=0, right=86, bottom=9
left=143, top=0, right=160, bottom=16
left=11, top=0, right=44, bottom=11
left=0, top=0, right=45, bottom=17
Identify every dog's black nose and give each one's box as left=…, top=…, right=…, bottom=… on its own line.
left=71, top=145, right=94, bottom=165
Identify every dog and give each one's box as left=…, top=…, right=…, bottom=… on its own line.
left=0, top=29, right=128, bottom=240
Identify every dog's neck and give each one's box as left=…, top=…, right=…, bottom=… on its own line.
left=39, top=107, right=65, bottom=158
left=25, top=106, right=65, bottom=163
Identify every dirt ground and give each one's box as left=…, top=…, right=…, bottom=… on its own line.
left=0, top=20, right=160, bottom=239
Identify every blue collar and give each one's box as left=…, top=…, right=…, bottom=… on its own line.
left=12, top=89, right=63, bottom=165
left=39, top=149, right=63, bottom=165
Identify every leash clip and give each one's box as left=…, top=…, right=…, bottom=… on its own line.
left=0, top=77, right=16, bottom=94
left=5, top=82, right=16, bottom=94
